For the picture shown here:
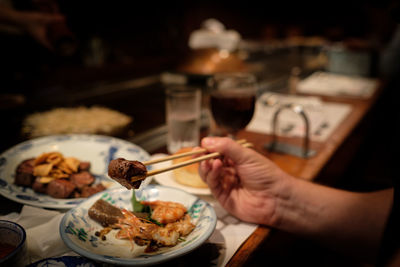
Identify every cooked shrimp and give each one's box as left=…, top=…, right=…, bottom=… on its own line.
left=153, top=214, right=195, bottom=246
left=114, top=208, right=191, bottom=247
left=165, top=214, right=195, bottom=236
left=98, top=202, right=195, bottom=251
left=115, top=209, right=158, bottom=241
left=152, top=226, right=180, bottom=246
left=141, top=200, right=187, bottom=224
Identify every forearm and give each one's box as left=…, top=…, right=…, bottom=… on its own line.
left=273, top=176, right=394, bottom=260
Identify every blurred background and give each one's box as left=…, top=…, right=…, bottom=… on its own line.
left=2, top=1, right=400, bottom=265
left=1, top=0, right=399, bottom=154
left=2, top=0, right=397, bottom=90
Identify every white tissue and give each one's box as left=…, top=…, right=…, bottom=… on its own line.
left=188, top=18, right=241, bottom=52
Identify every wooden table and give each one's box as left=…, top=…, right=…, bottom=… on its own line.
left=226, top=86, right=383, bottom=266
left=0, top=81, right=383, bottom=266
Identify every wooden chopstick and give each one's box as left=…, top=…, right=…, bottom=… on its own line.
left=142, top=142, right=253, bottom=179
left=142, top=139, right=248, bottom=166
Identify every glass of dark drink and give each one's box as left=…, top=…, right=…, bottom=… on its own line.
left=208, top=73, right=257, bottom=138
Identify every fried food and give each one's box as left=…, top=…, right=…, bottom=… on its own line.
left=14, top=152, right=105, bottom=199
left=32, top=152, right=81, bottom=184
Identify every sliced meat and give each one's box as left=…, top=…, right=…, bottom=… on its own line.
left=32, top=177, right=47, bottom=193
left=80, top=183, right=106, bottom=198
left=107, top=158, right=147, bottom=189
left=79, top=161, right=91, bottom=171
left=70, top=171, right=95, bottom=189
left=46, top=179, right=76, bottom=198
left=88, top=199, right=123, bottom=227
left=73, top=191, right=81, bottom=198
left=14, top=158, right=35, bottom=186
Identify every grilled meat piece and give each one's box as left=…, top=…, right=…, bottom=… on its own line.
left=46, top=179, right=76, bottom=198
left=108, top=158, right=147, bottom=189
left=79, top=161, right=91, bottom=171
left=14, top=158, right=35, bottom=186
left=80, top=183, right=106, bottom=198
left=70, top=171, right=95, bottom=189
left=32, top=177, right=47, bottom=193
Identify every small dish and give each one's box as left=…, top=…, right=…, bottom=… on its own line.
left=60, top=185, right=217, bottom=266
left=0, top=220, right=28, bottom=267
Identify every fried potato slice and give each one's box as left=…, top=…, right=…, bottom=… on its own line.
left=33, top=163, right=53, bottom=177
left=46, top=152, right=63, bottom=165
left=64, top=157, right=80, bottom=173
left=33, top=152, right=84, bottom=183
left=50, top=169, right=69, bottom=179
left=34, top=152, right=52, bottom=165
left=57, top=161, right=73, bottom=174
left=39, top=176, right=55, bottom=184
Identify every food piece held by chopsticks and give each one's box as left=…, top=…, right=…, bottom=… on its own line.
left=108, top=158, right=147, bottom=189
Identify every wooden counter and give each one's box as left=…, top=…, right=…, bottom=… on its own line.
left=0, top=79, right=383, bottom=266
left=227, top=86, right=383, bottom=266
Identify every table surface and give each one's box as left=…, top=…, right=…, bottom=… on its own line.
left=226, top=87, right=383, bottom=266
left=0, top=83, right=383, bottom=266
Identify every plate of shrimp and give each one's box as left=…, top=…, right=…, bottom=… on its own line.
left=59, top=185, right=217, bottom=266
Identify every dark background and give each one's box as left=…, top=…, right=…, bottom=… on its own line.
left=2, top=0, right=399, bottom=178
left=1, top=1, right=400, bottom=266
left=1, top=0, right=399, bottom=171
left=2, top=0, right=398, bottom=93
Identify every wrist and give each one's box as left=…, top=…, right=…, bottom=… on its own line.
left=259, top=170, right=298, bottom=228
left=267, top=173, right=320, bottom=232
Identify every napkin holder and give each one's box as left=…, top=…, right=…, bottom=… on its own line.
left=264, top=103, right=316, bottom=158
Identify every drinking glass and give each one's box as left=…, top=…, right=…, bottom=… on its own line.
left=165, top=85, right=202, bottom=154
left=208, top=73, right=257, bottom=138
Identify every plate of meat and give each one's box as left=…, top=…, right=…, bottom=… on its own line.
left=0, top=134, right=151, bottom=209
left=59, top=185, right=217, bottom=266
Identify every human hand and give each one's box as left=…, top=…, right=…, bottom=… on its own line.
left=18, top=11, right=65, bottom=50
left=199, top=137, right=293, bottom=225
left=198, top=137, right=396, bottom=261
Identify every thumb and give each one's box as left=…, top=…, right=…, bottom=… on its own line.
left=201, top=137, right=249, bottom=163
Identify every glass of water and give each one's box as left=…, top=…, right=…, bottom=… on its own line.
left=165, top=85, right=202, bottom=154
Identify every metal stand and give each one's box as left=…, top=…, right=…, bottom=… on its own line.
left=264, top=103, right=316, bottom=158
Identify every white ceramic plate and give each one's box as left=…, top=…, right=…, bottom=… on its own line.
left=151, top=153, right=211, bottom=195
left=0, top=134, right=151, bottom=209
left=59, top=185, right=217, bottom=266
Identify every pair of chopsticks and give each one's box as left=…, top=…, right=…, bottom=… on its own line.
left=140, top=139, right=253, bottom=178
